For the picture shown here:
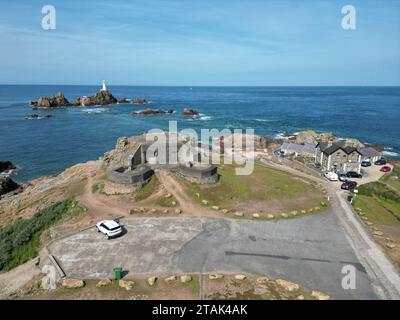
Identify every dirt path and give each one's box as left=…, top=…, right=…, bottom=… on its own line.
left=76, top=176, right=127, bottom=220
left=156, top=170, right=213, bottom=216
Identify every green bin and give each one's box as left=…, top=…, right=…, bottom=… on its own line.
left=114, top=267, right=122, bottom=281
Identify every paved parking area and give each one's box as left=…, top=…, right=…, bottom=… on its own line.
left=49, top=212, right=377, bottom=299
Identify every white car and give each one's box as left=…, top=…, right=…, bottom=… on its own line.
left=96, top=220, right=123, bottom=239
left=324, top=171, right=338, bottom=181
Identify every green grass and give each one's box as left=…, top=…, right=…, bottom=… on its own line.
left=381, top=165, right=400, bottom=194
left=0, top=198, right=84, bottom=272
left=353, top=195, right=400, bottom=226
left=182, top=275, right=200, bottom=294
left=180, top=164, right=323, bottom=208
left=134, top=176, right=158, bottom=201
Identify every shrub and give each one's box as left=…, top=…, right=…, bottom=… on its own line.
left=0, top=199, right=83, bottom=271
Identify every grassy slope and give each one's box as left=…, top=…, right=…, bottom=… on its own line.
left=0, top=199, right=84, bottom=272
left=181, top=164, right=324, bottom=209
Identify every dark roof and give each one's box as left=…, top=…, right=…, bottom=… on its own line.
left=359, top=147, right=381, bottom=158
left=316, top=141, right=362, bottom=156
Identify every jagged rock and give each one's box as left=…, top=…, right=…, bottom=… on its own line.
left=234, top=211, right=244, bottom=217
left=24, top=114, right=53, bottom=120
left=212, top=206, right=220, bottom=211
left=386, top=243, right=396, bottom=249
left=234, top=274, right=247, bottom=281
left=96, top=278, right=112, bottom=287
left=174, top=208, right=182, bottom=214
left=119, top=279, right=135, bottom=291
left=180, top=275, right=192, bottom=283
left=281, top=213, right=288, bottom=218
left=181, top=108, right=199, bottom=116
left=0, top=177, right=19, bottom=196
left=267, top=214, right=274, bottom=219
left=31, top=92, right=70, bottom=108
left=209, top=274, right=224, bottom=280
left=132, top=108, right=173, bottom=116
left=131, top=98, right=148, bottom=104
left=373, top=231, right=384, bottom=236
left=252, top=213, right=260, bottom=218
left=275, top=279, right=299, bottom=291
left=62, top=279, right=85, bottom=289
left=118, top=97, right=129, bottom=103
left=147, top=276, right=157, bottom=286
left=0, top=161, right=16, bottom=173
left=311, top=290, right=330, bottom=300
left=201, top=200, right=209, bottom=205
left=295, top=130, right=317, bottom=144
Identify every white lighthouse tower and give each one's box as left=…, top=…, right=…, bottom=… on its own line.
left=101, top=80, right=107, bottom=92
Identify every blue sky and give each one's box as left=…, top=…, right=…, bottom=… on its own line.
left=0, top=0, right=399, bottom=85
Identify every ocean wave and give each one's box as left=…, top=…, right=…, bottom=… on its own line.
left=81, top=108, right=109, bottom=114
left=199, top=115, right=212, bottom=121
left=255, top=119, right=268, bottom=122
left=382, top=150, right=400, bottom=157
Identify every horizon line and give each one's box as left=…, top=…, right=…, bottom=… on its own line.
left=1, top=84, right=400, bottom=88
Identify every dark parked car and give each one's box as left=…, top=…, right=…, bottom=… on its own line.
left=361, top=160, right=371, bottom=167
left=374, top=159, right=387, bottom=165
left=380, top=166, right=391, bottom=173
left=341, top=180, right=358, bottom=190
left=346, top=171, right=362, bottom=178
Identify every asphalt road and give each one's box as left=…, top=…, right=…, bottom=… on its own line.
left=49, top=211, right=377, bottom=299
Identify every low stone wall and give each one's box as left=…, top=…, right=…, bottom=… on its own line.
left=103, top=181, right=141, bottom=195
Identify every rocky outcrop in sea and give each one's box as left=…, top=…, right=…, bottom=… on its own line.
left=0, top=177, right=19, bottom=196
left=71, top=90, right=117, bottom=106
left=181, top=108, right=199, bottom=116
left=132, top=108, right=174, bottom=116
left=0, top=161, right=16, bottom=173
left=29, top=88, right=146, bottom=108
left=29, top=92, right=70, bottom=109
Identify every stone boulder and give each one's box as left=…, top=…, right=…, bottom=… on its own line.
left=30, top=92, right=70, bottom=108
left=234, top=274, right=247, bottom=281
left=209, top=274, right=224, bottom=280
left=119, top=279, right=135, bottom=291
left=180, top=275, right=192, bottom=283
left=96, top=278, right=112, bottom=287
left=0, top=177, right=19, bottom=196
left=275, top=279, right=299, bottom=291
left=181, top=108, right=199, bottom=116
left=0, top=160, right=16, bottom=173
left=147, top=276, right=157, bottom=286
left=311, top=290, right=330, bottom=300
left=164, top=275, right=177, bottom=282
left=62, top=279, right=85, bottom=289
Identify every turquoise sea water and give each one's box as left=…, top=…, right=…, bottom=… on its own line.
left=0, top=85, right=399, bottom=182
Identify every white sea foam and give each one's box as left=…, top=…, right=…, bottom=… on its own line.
left=82, top=108, right=108, bottom=114
left=383, top=150, right=400, bottom=157
left=200, top=115, right=212, bottom=121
